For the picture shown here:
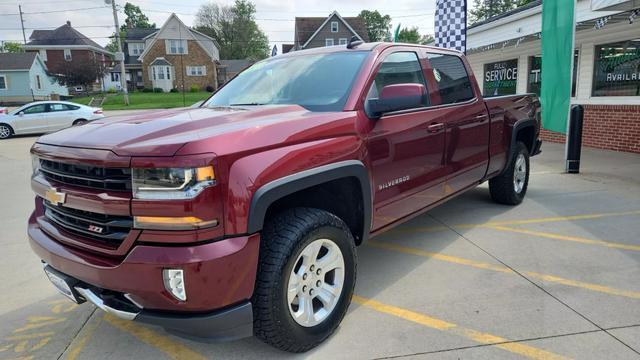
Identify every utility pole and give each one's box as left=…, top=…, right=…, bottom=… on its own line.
left=107, top=0, right=129, bottom=105
left=19, top=5, right=27, bottom=44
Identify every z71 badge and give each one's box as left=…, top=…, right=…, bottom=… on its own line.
left=378, top=175, right=410, bottom=191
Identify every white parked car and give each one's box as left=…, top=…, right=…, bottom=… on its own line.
left=0, top=101, right=104, bottom=139
left=0, top=107, right=8, bottom=115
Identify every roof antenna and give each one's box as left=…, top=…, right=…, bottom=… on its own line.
left=346, top=35, right=363, bottom=49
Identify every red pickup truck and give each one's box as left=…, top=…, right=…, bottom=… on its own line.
left=28, top=42, right=541, bottom=352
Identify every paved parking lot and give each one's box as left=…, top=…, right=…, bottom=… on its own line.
left=1, top=130, right=639, bottom=359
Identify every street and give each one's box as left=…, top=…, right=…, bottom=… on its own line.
left=1, top=132, right=639, bottom=359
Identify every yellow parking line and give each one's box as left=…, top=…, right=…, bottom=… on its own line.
left=367, top=241, right=640, bottom=299
left=104, top=315, right=207, bottom=360
left=395, top=210, right=640, bottom=233
left=490, top=226, right=640, bottom=252
left=352, top=296, right=569, bottom=360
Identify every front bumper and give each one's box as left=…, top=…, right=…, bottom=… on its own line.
left=29, top=210, right=260, bottom=339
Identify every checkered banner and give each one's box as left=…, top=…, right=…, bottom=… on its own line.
left=434, top=0, right=467, bottom=53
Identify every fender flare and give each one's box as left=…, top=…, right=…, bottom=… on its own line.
left=502, top=118, right=537, bottom=175
left=247, top=160, right=372, bottom=243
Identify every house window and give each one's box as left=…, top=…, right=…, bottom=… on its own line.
left=331, top=21, right=338, bottom=32
left=35, top=75, right=42, bottom=90
left=39, top=49, right=47, bottom=61
left=339, top=38, right=348, bottom=45
left=592, top=39, right=640, bottom=97
left=0, top=75, right=6, bottom=90
left=167, top=66, right=171, bottom=80
left=129, top=43, right=144, bottom=56
left=64, top=49, right=72, bottom=61
left=167, top=39, right=187, bottom=55
left=111, top=72, right=119, bottom=82
left=325, top=38, right=334, bottom=47
left=186, top=66, right=206, bottom=76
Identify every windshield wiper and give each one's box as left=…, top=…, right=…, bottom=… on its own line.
left=229, top=102, right=266, bottom=106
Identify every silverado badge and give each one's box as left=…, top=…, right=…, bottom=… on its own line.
left=45, top=188, right=66, bottom=206
left=87, top=225, right=104, bottom=234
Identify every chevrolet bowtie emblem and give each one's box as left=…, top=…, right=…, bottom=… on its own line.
left=45, top=188, right=66, bottom=206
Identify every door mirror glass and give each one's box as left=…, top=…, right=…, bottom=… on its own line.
left=18, top=112, right=24, bottom=116
left=366, top=83, right=426, bottom=118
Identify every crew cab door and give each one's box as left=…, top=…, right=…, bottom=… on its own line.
left=363, top=50, right=447, bottom=230
left=425, top=52, right=490, bottom=193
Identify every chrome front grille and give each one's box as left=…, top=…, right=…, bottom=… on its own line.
left=43, top=200, right=132, bottom=247
left=39, top=159, right=131, bottom=192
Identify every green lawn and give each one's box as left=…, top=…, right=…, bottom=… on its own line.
left=72, top=92, right=211, bottom=110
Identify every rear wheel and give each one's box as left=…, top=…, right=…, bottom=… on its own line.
left=252, top=208, right=356, bottom=352
left=489, top=141, right=530, bottom=205
left=0, top=124, right=13, bottom=139
left=72, top=119, right=88, bottom=126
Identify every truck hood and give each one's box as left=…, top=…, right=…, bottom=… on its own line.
left=36, top=106, right=356, bottom=157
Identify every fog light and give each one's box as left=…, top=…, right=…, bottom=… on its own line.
left=163, top=269, right=186, bottom=301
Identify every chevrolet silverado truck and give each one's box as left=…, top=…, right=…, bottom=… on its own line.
left=28, top=42, right=541, bottom=352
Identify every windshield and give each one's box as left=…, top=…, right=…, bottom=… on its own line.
left=205, top=51, right=369, bottom=112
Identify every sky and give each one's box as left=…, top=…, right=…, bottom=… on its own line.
left=0, top=0, right=437, bottom=52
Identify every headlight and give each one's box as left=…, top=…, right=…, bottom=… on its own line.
left=31, top=155, right=41, bottom=177
left=132, top=166, right=215, bottom=200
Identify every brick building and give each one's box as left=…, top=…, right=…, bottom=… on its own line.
left=23, top=21, right=113, bottom=94
left=466, top=0, right=640, bottom=153
left=137, top=14, right=220, bottom=92
left=283, top=11, right=369, bottom=52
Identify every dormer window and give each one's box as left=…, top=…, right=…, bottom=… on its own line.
left=331, top=21, right=338, bottom=32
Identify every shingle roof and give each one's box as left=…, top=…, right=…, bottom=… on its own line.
left=220, top=59, right=254, bottom=74
left=125, top=28, right=158, bottom=40
left=26, top=22, right=106, bottom=50
left=282, top=44, right=294, bottom=53
left=468, top=0, right=542, bottom=29
left=295, top=14, right=369, bottom=47
left=0, top=52, right=37, bottom=71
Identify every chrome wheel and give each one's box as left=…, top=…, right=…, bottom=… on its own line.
left=513, top=153, right=527, bottom=194
left=287, top=238, right=345, bottom=327
left=0, top=125, right=11, bottom=139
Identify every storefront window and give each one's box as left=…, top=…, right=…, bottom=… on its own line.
left=483, top=59, right=518, bottom=96
left=592, top=39, right=640, bottom=97
left=527, top=50, right=579, bottom=97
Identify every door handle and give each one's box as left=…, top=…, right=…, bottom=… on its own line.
left=475, top=114, right=488, bottom=122
left=427, top=123, right=444, bottom=133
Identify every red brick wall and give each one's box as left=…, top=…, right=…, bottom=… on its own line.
left=539, top=104, right=640, bottom=154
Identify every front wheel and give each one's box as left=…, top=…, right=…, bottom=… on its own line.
left=0, top=124, right=13, bottom=139
left=489, top=141, right=530, bottom=205
left=252, top=208, right=356, bottom=353
left=72, top=119, right=88, bottom=126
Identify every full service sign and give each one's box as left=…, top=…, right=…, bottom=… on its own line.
left=483, top=59, right=518, bottom=96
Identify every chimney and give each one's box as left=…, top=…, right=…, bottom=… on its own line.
left=66, top=21, right=71, bottom=26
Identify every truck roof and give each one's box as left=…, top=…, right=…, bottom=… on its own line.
left=276, top=42, right=464, bottom=59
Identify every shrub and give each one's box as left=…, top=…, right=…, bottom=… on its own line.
left=169, top=88, right=179, bottom=93
left=141, top=88, right=153, bottom=93
left=190, top=85, right=200, bottom=93
left=106, top=87, right=117, bottom=94
left=205, top=85, right=214, bottom=92
left=153, top=87, right=163, bottom=93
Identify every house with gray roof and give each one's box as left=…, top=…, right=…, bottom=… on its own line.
left=0, top=52, right=68, bottom=104
left=284, top=11, right=369, bottom=52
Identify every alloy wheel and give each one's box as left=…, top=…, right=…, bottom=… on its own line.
left=0, top=125, right=10, bottom=139
left=513, top=153, right=527, bottom=194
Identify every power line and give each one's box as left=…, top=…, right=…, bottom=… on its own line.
left=0, top=25, right=114, bottom=31
left=21, top=6, right=108, bottom=15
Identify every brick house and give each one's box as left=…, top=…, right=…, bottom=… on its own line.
left=24, top=21, right=113, bottom=93
left=284, top=11, right=369, bottom=52
left=138, top=14, right=220, bottom=92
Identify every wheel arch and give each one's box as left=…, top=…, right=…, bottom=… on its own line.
left=501, top=119, right=537, bottom=175
left=247, top=160, right=372, bottom=245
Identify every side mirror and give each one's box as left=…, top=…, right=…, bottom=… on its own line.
left=18, top=112, right=24, bottom=116
left=366, top=83, right=426, bottom=119
left=190, top=100, right=205, bottom=108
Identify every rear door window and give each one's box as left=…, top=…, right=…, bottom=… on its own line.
left=367, top=52, right=429, bottom=107
left=427, top=54, right=474, bottom=105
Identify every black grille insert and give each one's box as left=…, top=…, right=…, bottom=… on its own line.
left=43, top=201, right=132, bottom=246
left=39, top=159, right=131, bottom=191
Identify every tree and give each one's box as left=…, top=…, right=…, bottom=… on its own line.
left=51, top=59, right=107, bottom=95
left=1, top=41, right=24, bottom=53
left=396, top=27, right=434, bottom=45
left=358, top=10, right=392, bottom=42
left=195, top=0, right=269, bottom=60
left=469, top=0, right=536, bottom=24
left=105, top=31, right=125, bottom=53
left=120, top=3, right=155, bottom=32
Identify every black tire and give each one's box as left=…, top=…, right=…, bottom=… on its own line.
left=0, top=123, right=13, bottom=139
left=73, top=119, right=88, bottom=126
left=252, top=207, right=357, bottom=353
left=489, top=141, right=530, bottom=205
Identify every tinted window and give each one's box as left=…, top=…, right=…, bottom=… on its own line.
left=23, top=104, right=47, bottom=114
left=206, top=52, right=369, bottom=112
left=367, top=52, right=428, bottom=106
left=429, top=54, right=474, bottom=104
left=592, top=39, right=640, bottom=97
